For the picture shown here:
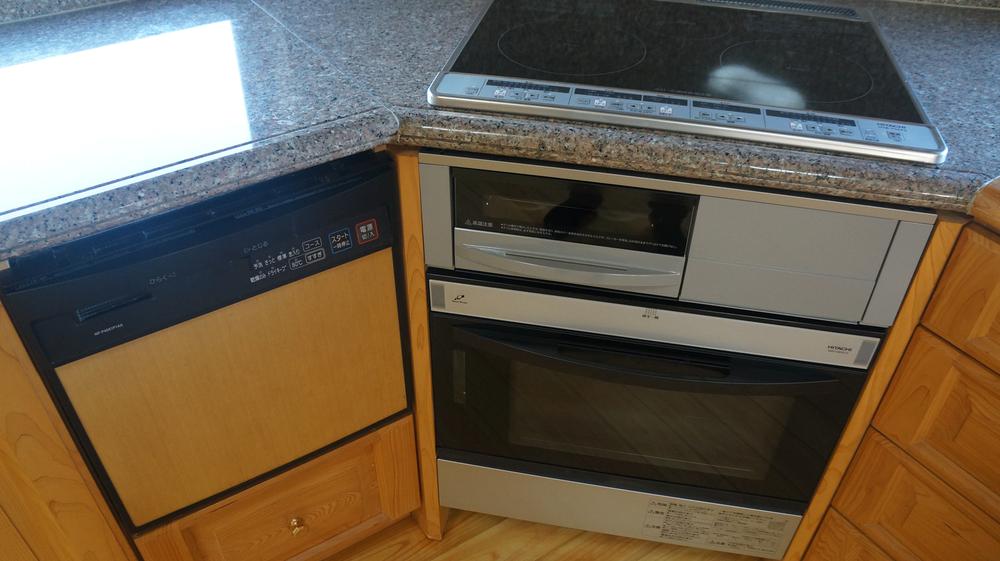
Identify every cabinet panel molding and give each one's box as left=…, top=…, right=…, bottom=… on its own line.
left=834, top=431, right=1000, bottom=561
left=876, top=328, right=1000, bottom=520
left=804, top=510, right=892, bottom=561
left=924, top=225, right=1000, bottom=373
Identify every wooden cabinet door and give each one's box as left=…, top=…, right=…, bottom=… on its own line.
left=875, top=328, right=1000, bottom=520
left=137, top=415, right=420, bottom=561
left=924, top=225, right=1000, bottom=373
left=57, top=249, right=407, bottom=525
left=0, top=304, right=132, bottom=561
left=834, top=431, right=1000, bottom=561
left=804, top=510, right=892, bottom=561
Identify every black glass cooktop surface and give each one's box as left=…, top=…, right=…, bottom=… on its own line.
left=450, top=0, right=924, bottom=124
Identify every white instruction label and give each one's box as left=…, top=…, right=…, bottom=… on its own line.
left=642, top=499, right=796, bottom=558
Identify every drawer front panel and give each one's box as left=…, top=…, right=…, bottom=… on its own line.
left=58, top=249, right=407, bottom=525
left=805, top=510, right=892, bottom=561
left=137, top=415, right=420, bottom=561
left=924, top=225, right=1000, bottom=373
left=876, top=328, right=1000, bottom=520
left=834, top=431, right=1000, bottom=561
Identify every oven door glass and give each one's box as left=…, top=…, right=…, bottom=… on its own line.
left=432, top=315, right=866, bottom=504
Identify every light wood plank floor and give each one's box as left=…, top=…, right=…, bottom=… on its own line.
left=324, top=510, right=763, bottom=561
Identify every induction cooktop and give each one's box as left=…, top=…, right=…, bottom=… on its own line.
left=428, top=0, right=947, bottom=164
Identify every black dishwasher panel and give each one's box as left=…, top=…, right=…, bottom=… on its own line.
left=2, top=152, right=397, bottom=366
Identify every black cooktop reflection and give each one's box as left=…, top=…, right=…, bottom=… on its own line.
left=451, top=0, right=924, bottom=123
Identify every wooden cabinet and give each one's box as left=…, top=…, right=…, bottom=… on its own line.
left=875, top=328, right=1000, bottom=520
left=804, top=510, right=892, bottom=561
left=0, top=304, right=133, bottom=561
left=924, top=225, right=1000, bottom=373
left=833, top=431, right=1000, bottom=561
left=136, top=415, right=420, bottom=561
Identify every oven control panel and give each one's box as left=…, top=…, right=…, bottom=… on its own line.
left=430, top=72, right=947, bottom=163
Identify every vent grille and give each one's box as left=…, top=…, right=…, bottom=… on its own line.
left=702, top=0, right=860, bottom=18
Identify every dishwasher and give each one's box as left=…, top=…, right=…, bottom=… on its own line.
left=0, top=152, right=411, bottom=532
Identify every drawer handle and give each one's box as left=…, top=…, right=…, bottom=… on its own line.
left=288, top=517, right=306, bottom=536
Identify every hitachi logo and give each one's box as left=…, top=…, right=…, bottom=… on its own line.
left=93, top=323, right=124, bottom=337
left=827, top=345, right=853, bottom=353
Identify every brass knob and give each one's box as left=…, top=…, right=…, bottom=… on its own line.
left=289, top=517, right=306, bottom=536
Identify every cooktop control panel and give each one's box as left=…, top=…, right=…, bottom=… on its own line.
left=431, top=73, right=945, bottom=160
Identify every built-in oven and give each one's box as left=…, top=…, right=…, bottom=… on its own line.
left=418, top=152, right=937, bottom=558
left=429, top=276, right=879, bottom=558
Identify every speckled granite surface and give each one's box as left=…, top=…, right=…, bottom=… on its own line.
left=0, top=0, right=127, bottom=24
left=1, top=0, right=998, bottom=259
left=0, top=0, right=396, bottom=258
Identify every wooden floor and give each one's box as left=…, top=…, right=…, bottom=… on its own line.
left=323, top=510, right=763, bottom=561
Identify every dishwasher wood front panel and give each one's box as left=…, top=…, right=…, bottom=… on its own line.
left=57, top=249, right=407, bottom=526
left=136, top=415, right=420, bottom=561
left=0, top=506, right=39, bottom=561
left=833, top=431, right=1000, bottom=561
left=875, top=328, right=1000, bottom=521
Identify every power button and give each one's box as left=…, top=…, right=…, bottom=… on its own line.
left=355, top=219, right=380, bottom=244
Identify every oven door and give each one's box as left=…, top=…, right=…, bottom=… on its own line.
left=431, top=314, right=866, bottom=508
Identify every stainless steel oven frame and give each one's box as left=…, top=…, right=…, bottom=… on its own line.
left=428, top=276, right=882, bottom=559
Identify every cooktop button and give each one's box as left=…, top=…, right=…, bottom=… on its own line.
left=575, top=97, right=591, bottom=105
left=659, top=106, right=673, bottom=115
left=839, top=128, right=855, bottom=136
left=464, top=86, right=481, bottom=95
left=734, top=116, right=746, bottom=123
left=887, top=131, right=904, bottom=142
left=822, top=126, right=835, bottom=135
left=790, top=121, right=804, bottom=131
left=863, top=129, right=879, bottom=141
left=593, top=99, right=608, bottom=107
left=698, top=111, right=713, bottom=120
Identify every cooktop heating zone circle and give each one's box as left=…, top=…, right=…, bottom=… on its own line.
left=497, top=17, right=648, bottom=77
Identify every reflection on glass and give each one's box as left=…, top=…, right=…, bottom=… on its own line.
left=707, top=65, right=806, bottom=109
left=0, top=21, right=252, bottom=217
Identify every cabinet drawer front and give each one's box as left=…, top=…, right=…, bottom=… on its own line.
left=805, top=510, right=892, bottom=561
left=137, top=415, right=420, bottom=561
left=57, top=249, right=407, bottom=525
left=875, top=328, right=1000, bottom=520
left=924, top=225, right=1000, bottom=373
left=834, top=431, right=1000, bottom=561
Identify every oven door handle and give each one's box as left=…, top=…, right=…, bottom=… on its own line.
left=457, top=243, right=682, bottom=289
left=453, top=326, right=844, bottom=395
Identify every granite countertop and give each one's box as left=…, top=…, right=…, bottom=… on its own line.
left=1, top=0, right=998, bottom=259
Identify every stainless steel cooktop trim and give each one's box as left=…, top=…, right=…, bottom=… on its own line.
left=427, top=79, right=947, bottom=165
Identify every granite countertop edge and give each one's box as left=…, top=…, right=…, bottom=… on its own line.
left=0, top=107, right=398, bottom=261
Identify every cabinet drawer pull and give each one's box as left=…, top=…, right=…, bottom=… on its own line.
left=288, top=517, right=306, bottom=536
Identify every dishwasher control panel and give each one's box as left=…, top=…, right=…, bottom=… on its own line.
left=247, top=209, right=389, bottom=286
